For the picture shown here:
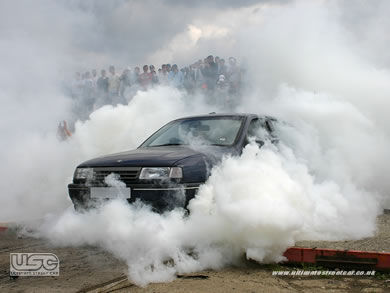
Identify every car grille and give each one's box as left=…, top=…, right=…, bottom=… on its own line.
left=92, top=167, right=141, bottom=185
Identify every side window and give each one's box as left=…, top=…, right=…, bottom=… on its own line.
left=247, top=118, right=278, bottom=145
left=247, top=119, right=261, bottom=138
left=265, top=119, right=275, bottom=133
left=247, top=118, right=269, bottom=141
left=265, top=118, right=279, bottom=144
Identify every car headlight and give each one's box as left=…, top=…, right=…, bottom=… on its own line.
left=74, top=168, right=94, bottom=180
left=139, top=167, right=183, bottom=180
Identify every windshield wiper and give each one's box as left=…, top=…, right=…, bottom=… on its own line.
left=149, top=143, right=227, bottom=147
left=149, top=143, right=187, bottom=147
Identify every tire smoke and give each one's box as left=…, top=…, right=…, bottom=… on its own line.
left=1, top=0, right=389, bottom=286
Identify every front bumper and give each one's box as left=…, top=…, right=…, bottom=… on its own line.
left=68, top=183, right=201, bottom=212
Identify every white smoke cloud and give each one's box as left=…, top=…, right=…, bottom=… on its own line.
left=0, top=87, right=213, bottom=221
left=71, top=86, right=211, bottom=157
left=37, top=141, right=379, bottom=286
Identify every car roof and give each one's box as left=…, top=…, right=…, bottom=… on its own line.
left=172, top=113, right=259, bottom=121
left=171, top=113, right=278, bottom=122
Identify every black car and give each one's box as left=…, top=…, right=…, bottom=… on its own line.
left=68, top=113, right=278, bottom=211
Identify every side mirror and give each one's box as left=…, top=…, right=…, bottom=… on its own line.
left=255, top=139, right=264, bottom=147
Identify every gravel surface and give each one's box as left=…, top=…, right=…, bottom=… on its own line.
left=1, top=214, right=389, bottom=292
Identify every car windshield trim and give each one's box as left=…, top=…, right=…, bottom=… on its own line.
left=148, top=143, right=188, bottom=147
left=140, top=116, right=245, bottom=148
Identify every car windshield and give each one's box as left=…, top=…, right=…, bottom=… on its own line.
left=140, top=117, right=244, bottom=147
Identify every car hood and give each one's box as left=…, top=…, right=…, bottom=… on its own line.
left=78, top=145, right=230, bottom=168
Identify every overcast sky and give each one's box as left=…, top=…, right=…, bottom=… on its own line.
left=0, top=0, right=292, bottom=71
left=1, top=0, right=389, bottom=73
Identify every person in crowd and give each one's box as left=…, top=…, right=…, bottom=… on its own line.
left=183, top=66, right=196, bottom=94
left=132, top=66, right=140, bottom=85
left=149, top=65, right=159, bottom=85
left=159, top=64, right=169, bottom=85
left=63, top=55, right=244, bottom=132
left=139, top=65, right=152, bottom=90
left=90, top=69, right=98, bottom=98
left=97, top=69, right=109, bottom=105
left=57, top=120, right=72, bottom=140
left=201, top=55, right=218, bottom=91
left=168, top=64, right=183, bottom=88
left=217, top=74, right=226, bottom=86
left=227, top=57, right=241, bottom=96
left=192, top=61, right=204, bottom=90
left=218, top=58, right=228, bottom=76
left=215, top=56, right=220, bottom=73
left=91, top=69, right=97, bottom=84
left=119, top=68, right=131, bottom=101
left=71, top=72, right=83, bottom=98
left=216, top=74, right=230, bottom=108
left=82, top=71, right=95, bottom=111
left=97, top=69, right=108, bottom=92
left=108, top=65, right=120, bottom=103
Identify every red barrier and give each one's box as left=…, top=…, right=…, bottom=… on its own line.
left=284, top=247, right=390, bottom=270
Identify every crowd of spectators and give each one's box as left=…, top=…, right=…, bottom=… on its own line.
left=67, top=55, right=243, bottom=121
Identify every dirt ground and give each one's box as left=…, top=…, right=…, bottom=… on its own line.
left=1, top=214, right=390, bottom=292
